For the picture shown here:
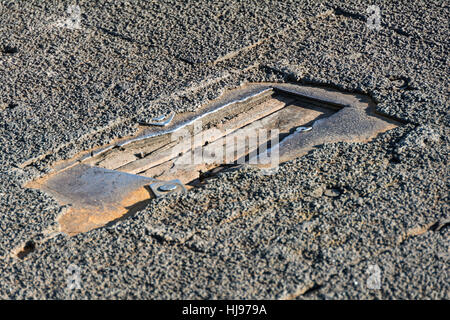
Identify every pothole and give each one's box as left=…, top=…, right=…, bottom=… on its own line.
left=2, top=45, right=18, bottom=55
left=16, top=240, right=36, bottom=259
left=25, top=82, right=402, bottom=236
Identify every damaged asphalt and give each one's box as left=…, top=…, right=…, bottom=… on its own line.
left=0, top=0, right=448, bottom=299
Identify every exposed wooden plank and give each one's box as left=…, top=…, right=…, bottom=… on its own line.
left=116, top=97, right=292, bottom=174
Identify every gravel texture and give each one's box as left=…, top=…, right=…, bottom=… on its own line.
left=0, top=0, right=448, bottom=299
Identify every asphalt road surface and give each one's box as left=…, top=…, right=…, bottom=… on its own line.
left=0, top=0, right=448, bottom=299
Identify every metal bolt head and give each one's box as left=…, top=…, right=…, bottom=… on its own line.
left=149, top=179, right=186, bottom=198
left=158, top=183, right=178, bottom=192
left=296, top=126, right=312, bottom=132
